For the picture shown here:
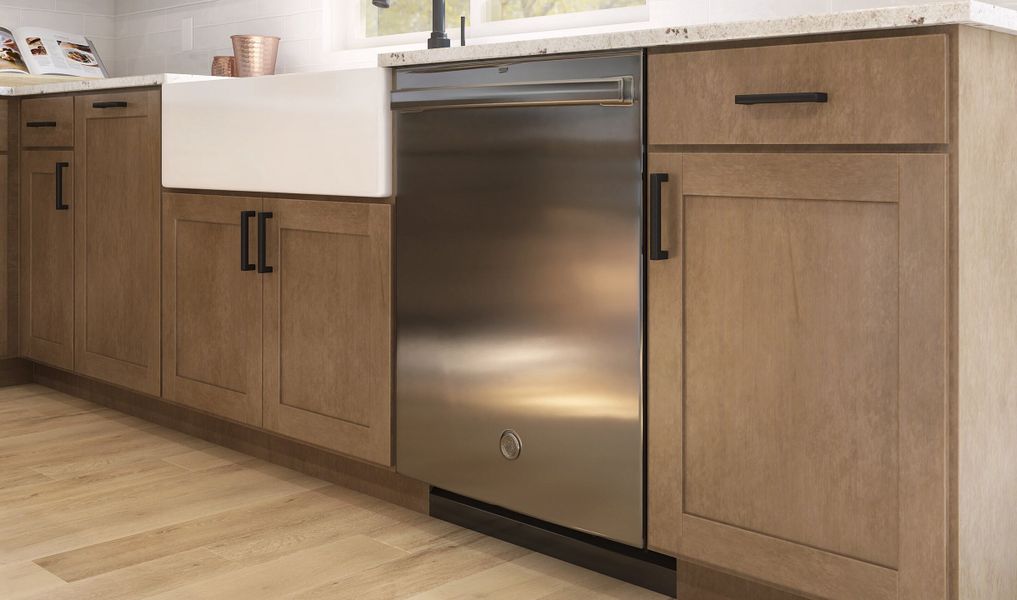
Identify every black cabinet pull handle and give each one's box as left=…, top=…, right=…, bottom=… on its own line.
left=93, top=101, right=128, bottom=109
left=257, top=212, right=273, bottom=274
left=735, top=92, right=828, bottom=105
left=240, top=211, right=256, bottom=271
left=55, top=162, right=70, bottom=211
left=649, top=173, right=669, bottom=261
left=27, top=121, right=57, bottom=128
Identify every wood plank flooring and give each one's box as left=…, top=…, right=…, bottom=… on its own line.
left=0, top=384, right=665, bottom=599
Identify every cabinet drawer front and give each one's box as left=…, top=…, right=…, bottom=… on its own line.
left=77, top=89, right=157, bottom=120
left=648, top=35, right=948, bottom=145
left=22, top=97, right=74, bottom=147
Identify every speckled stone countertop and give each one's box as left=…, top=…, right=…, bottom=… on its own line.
left=380, top=0, right=1017, bottom=67
left=0, top=74, right=219, bottom=97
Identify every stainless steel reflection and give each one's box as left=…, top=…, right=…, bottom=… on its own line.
left=394, top=52, right=644, bottom=547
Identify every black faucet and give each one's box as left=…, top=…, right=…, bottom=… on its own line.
left=372, top=0, right=451, bottom=49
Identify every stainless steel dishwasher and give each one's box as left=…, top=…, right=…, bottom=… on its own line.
left=393, top=52, right=644, bottom=547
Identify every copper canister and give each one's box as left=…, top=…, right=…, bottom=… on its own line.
left=231, top=35, right=280, bottom=77
left=211, top=55, right=235, bottom=77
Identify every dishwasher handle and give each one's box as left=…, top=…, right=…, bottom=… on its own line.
left=391, top=77, right=634, bottom=111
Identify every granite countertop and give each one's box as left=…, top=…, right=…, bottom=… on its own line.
left=380, top=0, right=1017, bottom=67
left=0, top=73, right=219, bottom=97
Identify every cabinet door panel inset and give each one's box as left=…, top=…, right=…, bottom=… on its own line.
left=74, top=91, right=161, bottom=395
left=278, top=227, right=373, bottom=426
left=684, top=195, right=899, bottom=568
left=162, top=193, right=263, bottom=426
left=20, top=151, right=75, bottom=370
left=263, top=198, right=392, bottom=465
left=647, top=153, right=948, bottom=600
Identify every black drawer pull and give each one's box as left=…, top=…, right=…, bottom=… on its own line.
left=735, top=92, right=828, bottom=105
left=93, top=101, right=128, bottom=109
left=55, top=162, right=70, bottom=211
left=257, top=212, right=273, bottom=274
left=240, top=211, right=256, bottom=272
left=649, top=173, right=669, bottom=261
left=27, top=121, right=57, bottom=128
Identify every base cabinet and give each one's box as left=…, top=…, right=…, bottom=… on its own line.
left=162, top=193, right=393, bottom=466
left=20, top=151, right=75, bottom=370
left=73, top=92, right=161, bottom=396
left=18, top=90, right=161, bottom=396
left=647, top=153, right=949, bottom=600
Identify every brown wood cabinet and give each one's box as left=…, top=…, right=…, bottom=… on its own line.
left=648, top=27, right=1017, bottom=600
left=162, top=193, right=393, bottom=466
left=647, top=153, right=948, bottom=600
left=647, top=35, right=949, bottom=146
left=21, top=96, right=74, bottom=148
left=17, top=89, right=161, bottom=395
left=19, top=151, right=75, bottom=370
left=162, top=193, right=264, bottom=426
left=262, top=198, right=392, bottom=466
left=73, top=91, right=161, bottom=396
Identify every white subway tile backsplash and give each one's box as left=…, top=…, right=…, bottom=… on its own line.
left=114, top=0, right=146, bottom=15
left=192, top=22, right=234, bottom=50
left=54, top=0, right=115, bottom=15
left=85, top=13, right=115, bottom=36
left=277, top=37, right=313, bottom=67
left=283, top=10, right=321, bottom=41
left=231, top=15, right=285, bottom=37
left=90, top=35, right=115, bottom=59
left=0, top=7, right=21, bottom=26
left=116, top=11, right=166, bottom=37
left=21, top=8, right=86, bottom=32
left=200, top=0, right=263, bottom=27
left=124, top=52, right=166, bottom=74
left=162, top=6, right=208, bottom=31
left=2, top=1, right=55, bottom=9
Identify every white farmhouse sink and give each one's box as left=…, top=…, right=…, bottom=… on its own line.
left=162, top=68, right=391, bottom=198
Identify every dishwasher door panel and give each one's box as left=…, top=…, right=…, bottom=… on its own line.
left=395, top=53, right=644, bottom=547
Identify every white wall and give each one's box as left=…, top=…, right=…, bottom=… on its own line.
left=45, top=0, right=1017, bottom=77
left=112, top=0, right=322, bottom=77
left=0, top=0, right=115, bottom=70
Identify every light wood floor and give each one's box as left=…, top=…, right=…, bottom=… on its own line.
left=0, top=384, right=666, bottom=599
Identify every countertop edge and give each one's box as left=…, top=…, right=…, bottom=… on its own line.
left=0, top=74, right=220, bottom=97
left=379, top=0, right=1017, bottom=67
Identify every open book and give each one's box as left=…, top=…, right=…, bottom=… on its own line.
left=0, top=26, right=107, bottom=78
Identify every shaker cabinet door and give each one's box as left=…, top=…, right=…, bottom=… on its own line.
left=647, top=153, right=949, bottom=600
left=20, top=151, right=75, bottom=370
left=262, top=198, right=392, bottom=466
left=162, top=193, right=264, bottom=426
left=73, top=91, right=162, bottom=395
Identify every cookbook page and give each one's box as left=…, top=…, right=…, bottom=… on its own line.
left=15, top=28, right=106, bottom=77
left=0, top=27, right=30, bottom=74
